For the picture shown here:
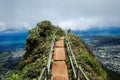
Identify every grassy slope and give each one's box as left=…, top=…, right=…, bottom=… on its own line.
left=67, top=32, right=107, bottom=80
left=68, top=32, right=120, bottom=80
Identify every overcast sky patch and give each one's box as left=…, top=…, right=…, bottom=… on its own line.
left=0, top=0, right=120, bottom=32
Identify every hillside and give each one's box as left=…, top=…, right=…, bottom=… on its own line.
left=7, top=20, right=120, bottom=80
left=7, top=20, right=65, bottom=80
left=66, top=32, right=107, bottom=80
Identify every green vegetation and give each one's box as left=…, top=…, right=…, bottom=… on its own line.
left=7, top=73, right=24, bottom=80
left=67, top=32, right=120, bottom=80
left=67, top=32, right=107, bottom=80
left=7, top=20, right=64, bottom=80
left=7, top=20, right=120, bottom=80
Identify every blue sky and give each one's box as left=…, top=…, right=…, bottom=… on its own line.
left=0, top=0, right=120, bottom=32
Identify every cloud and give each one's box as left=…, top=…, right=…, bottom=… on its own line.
left=59, top=16, right=120, bottom=30
left=0, top=21, right=32, bottom=33
left=0, top=0, right=120, bottom=32
left=0, top=22, right=6, bottom=32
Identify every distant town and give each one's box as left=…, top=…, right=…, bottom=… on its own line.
left=81, top=35, right=120, bottom=74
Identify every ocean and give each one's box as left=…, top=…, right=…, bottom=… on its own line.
left=0, top=30, right=118, bottom=52
left=0, top=31, right=92, bottom=52
left=0, top=31, right=28, bottom=52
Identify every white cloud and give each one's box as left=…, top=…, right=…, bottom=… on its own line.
left=0, top=21, right=32, bottom=32
left=58, top=16, right=120, bottom=30
left=0, top=0, right=120, bottom=32
left=0, top=22, right=7, bottom=32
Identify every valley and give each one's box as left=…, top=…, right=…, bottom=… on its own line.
left=0, top=49, right=25, bottom=79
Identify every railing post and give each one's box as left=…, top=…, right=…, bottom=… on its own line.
left=76, top=67, right=80, bottom=80
left=47, top=33, right=55, bottom=73
left=66, top=32, right=89, bottom=80
left=45, top=67, right=48, bottom=80
left=65, top=33, right=77, bottom=79
left=76, top=67, right=78, bottom=79
left=39, top=67, right=46, bottom=80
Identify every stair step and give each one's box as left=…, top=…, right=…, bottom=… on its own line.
left=59, top=36, right=65, bottom=40
left=51, top=61, right=69, bottom=80
left=54, top=47, right=66, bottom=60
left=54, top=40, right=64, bottom=47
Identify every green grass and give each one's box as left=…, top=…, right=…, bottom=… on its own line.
left=7, top=73, right=28, bottom=80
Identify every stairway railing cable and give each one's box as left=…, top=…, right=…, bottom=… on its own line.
left=38, top=67, right=46, bottom=80
left=78, top=66, right=89, bottom=80
left=66, top=38, right=77, bottom=78
left=66, top=33, right=78, bottom=67
left=66, top=32, right=89, bottom=80
left=38, top=33, right=56, bottom=80
left=47, top=33, right=56, bottom=73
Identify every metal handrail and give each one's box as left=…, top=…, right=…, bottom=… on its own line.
left=39, top=33, right=55, bottom=80
left=66, top=39, right=77, bottom=78
left=66, top=33, right=78, bottom=67
left=66, top=32, right=89, bottom=80
left=78, top=66, right=89, bottom=80
left=39, top=31, right=89, bottom=80
left=38, top=67, right=46, bottom=80
left=47, top=33, right=56, bottom=73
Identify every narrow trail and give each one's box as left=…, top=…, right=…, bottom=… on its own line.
left=39, top=34, right=89, bottom=80
left=51, top=36, right=69, bottom=80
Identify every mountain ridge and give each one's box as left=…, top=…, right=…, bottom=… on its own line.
left=6, top=20, right=120, bottom=80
